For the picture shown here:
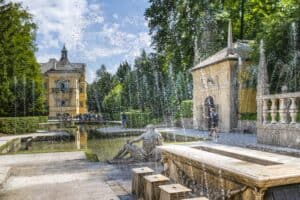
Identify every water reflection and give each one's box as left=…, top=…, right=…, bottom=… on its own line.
left=76, top=129, right=87, bottom=150
left=19, top=124, right=142, bottom=161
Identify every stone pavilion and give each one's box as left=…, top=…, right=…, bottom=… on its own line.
left=191, top=21, right=256, bottom=132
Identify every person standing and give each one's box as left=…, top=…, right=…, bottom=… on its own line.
left=121, top=112, right=127, bottom=128
left=209, top=107, right=219, bottom=138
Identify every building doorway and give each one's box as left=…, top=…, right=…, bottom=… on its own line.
left=204, top=96, right=215, bottom=129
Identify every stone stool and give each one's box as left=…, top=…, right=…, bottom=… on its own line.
left=159, top=184, right=191, bottom=200
left=132, top=167, right=154, bottom=199
left=182, top=197, right=209, bottom=200
left=144, top=174, right=170, bottom=200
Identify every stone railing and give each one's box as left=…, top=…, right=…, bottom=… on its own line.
left=261, top=92, right=300, bottom=125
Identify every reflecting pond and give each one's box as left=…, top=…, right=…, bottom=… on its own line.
left=17, top=124, right=142, bottom=161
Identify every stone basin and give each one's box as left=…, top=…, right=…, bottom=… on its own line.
left=158, top=143, right=300, bottom=200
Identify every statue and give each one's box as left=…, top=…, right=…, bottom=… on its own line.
left=109, top=124, right=163, bottom=163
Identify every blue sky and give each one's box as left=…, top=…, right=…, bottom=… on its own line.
left=12, top=0, right=152, bottom=83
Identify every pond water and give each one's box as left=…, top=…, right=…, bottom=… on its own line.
left=17, top=124, right=148, bottom=161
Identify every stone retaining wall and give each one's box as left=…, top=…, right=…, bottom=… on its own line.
left=257, top=124, right=300, bottom=149
left=237, top=120, right=257, bottom=133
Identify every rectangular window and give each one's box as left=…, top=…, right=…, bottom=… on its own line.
left=80, top=101, right=83, bottom=107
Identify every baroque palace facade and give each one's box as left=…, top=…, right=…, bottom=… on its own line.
left=40, top=45, right=87, bottom=118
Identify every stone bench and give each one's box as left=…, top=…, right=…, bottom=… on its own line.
left=144, top=174, right=170, bottom=200
left=159, top=183, right=191, bottom=200
left=131, top=167, right=154, bottom=199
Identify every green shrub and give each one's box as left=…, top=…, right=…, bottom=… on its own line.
left=176, top=100, right=193, bottom=119
left=85, top=150, right=99, bottom=162
left=0, top=116, right=48, bottom=134
left=240, top=113, right=257, bottom=121
left=125, top=110, right=152, bottom=128
left=102, top=112, right=121, bottom=121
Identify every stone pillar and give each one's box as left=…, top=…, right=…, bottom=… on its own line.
left=144, top=174, right=170, bottom=200
left=279, top=98, right=288, bottom=123
left=159, top=184, right=191, bottom=200
left=132, top=167, right=154, bottom=199
left=290, top=98, right=298, bottom=124
left=262, top=99, right=269, bottom=124
left=270, top=98, right=277, bottom=124
left=256, top=40, right=269, bottom=125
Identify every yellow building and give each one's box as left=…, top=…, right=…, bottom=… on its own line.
left=40, top=45, right=87, bottom=118
left=191, top=22, right=256, bottom=132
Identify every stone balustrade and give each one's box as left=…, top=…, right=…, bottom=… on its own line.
left=260, top=92, right=300, bottom=125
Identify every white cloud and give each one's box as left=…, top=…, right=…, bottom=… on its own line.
left=121, top=16, right=145, bottom=27
left=11, top=0, right=152, bottom=82
left=37, top=53, right=59, bottom=63
left=87, top=68, right=97, bottom=83
left=12, top=0, right=104, bottom=50
left=85, top=47, right=127, bottom=61
left=97, top=23, right=152, bottom=61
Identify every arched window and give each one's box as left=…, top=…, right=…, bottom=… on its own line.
left=56, top=80, right=69, bottom=92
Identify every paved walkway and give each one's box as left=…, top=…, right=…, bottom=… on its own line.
left=0, top=151, right=158, bottom=200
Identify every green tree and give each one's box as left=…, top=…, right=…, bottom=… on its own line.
left=115, top=61, right=131, bottom=84
left=87, top=64, right=112, bottom=112
left=0, top=1, right=45, bottom=116
left=103, top=84, right=123, bottom=119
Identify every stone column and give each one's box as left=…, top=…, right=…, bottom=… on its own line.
left=279, top=98, right=288, bottom=124
left=290, top=98, right=298, bottom=124
left=262, top=99, right=269, bottom=124
left=270, top=98, right=277, bottom=124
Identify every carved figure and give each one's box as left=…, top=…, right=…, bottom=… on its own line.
left=109, top=124, right=163, bottom=163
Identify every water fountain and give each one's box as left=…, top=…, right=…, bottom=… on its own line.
left=159, top=143, right=300, bottom=199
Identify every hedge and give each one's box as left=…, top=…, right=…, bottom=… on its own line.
left=102, top=112, right=121, bottom=121
left=0, top=116, right=48, bottom=134
left=124, top=110, right=152, bottom=128
left=240, top=113, right=257, bottom=121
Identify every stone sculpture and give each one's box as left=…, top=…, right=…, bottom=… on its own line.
left=109, top=124, right=163, bottom=163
